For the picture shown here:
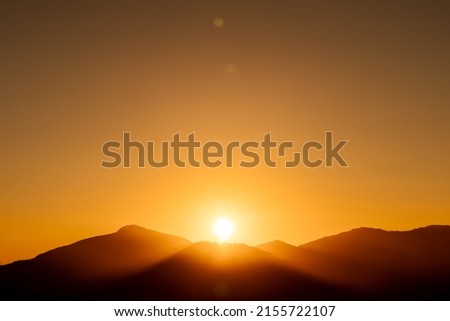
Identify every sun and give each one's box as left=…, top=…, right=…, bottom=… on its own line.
left=213, top=218, right=234, bottom=242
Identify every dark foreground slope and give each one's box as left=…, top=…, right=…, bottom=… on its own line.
left=106, top=242, right=349, bottom=300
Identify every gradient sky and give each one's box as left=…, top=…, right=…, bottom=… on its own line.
left=1, top=0, right=449, bottom=264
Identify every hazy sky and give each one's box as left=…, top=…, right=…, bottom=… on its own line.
left=1, top=0, right=449, bottom=264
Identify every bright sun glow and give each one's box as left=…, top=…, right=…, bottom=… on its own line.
left=213, top=218, right=234, bottom=242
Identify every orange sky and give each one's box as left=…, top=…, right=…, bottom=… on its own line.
left=1, top=0, right=449, bottom=264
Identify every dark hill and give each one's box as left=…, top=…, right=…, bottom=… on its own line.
left=107, top=242, right=348, bottom=300
left=257, top=225, right=450, bottom=299
left=0, top=225, right=191, bottom=299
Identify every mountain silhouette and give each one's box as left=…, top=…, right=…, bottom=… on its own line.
left=257, top=225, right=450, bottom=299
left=1, top=225, right=450, bottom=300
left=0, top=225, right=191, bottom=299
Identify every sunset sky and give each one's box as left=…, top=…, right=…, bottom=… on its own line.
left=1, top=0, right=449, bottom=264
